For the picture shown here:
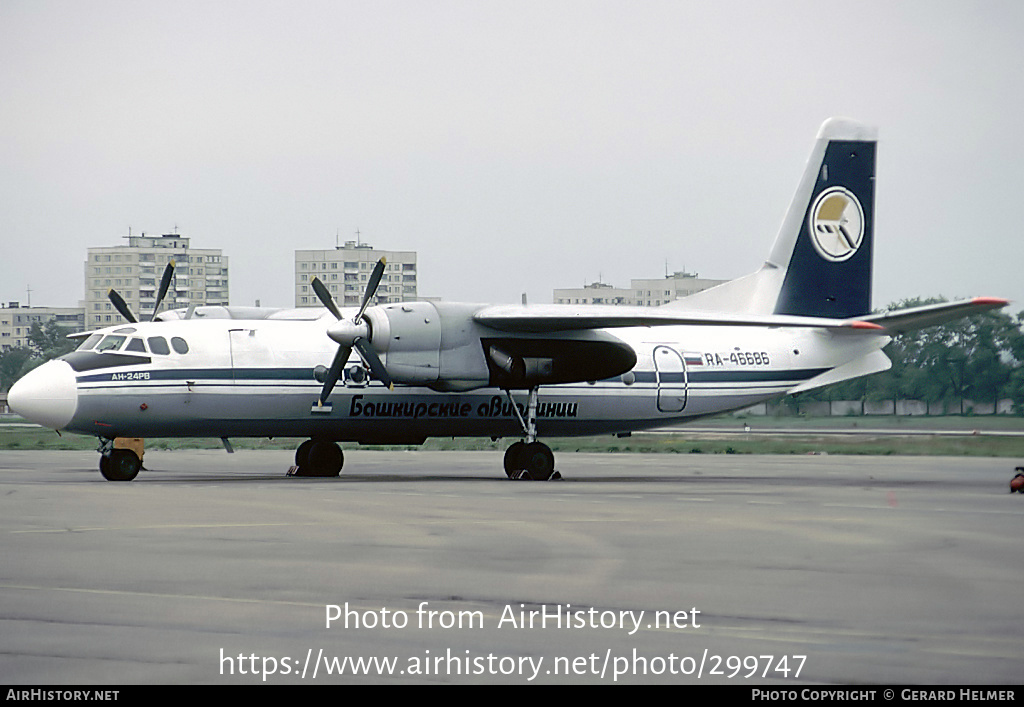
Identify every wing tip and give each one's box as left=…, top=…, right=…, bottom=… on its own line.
left=972, top=297, right=1009, bottom=307
left=848, top=320, right=885, bottom=330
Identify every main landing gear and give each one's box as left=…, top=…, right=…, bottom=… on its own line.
left=504, top=440, right=557, bottom=480
left=502, top=388, right=560, bottom=481
left=290, top=439, right=344, bottom=477
left=288, top=388, right=558, bottom=481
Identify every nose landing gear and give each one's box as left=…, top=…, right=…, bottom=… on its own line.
left=97, top=438, right=143, bottom=481
left=504, top=440, right=558, bottom=480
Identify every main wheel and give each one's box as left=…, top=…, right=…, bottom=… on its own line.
left=521, top=442, right=555, bottom=481
left=306, top=441, right=344, bottom=477
left=100, top=449, right=141, bottom=481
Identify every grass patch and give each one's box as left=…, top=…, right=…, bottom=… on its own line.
left=2, top=420, right=1022, bottom=457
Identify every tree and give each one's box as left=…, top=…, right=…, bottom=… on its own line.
left=0, top=347, right=35, bottom=393
left=796, top=297, right=1024, bottom=414
left=891, top=299, right=1022, bottom=412
left=0, top=320, right=78, bottom=393
left=27, top=320, right=77, bottom=360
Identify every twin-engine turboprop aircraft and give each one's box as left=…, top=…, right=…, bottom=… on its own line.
left=8, top=118, right=1008, bottom=480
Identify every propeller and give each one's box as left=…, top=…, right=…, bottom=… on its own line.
left=312, top=257, right=393, bottom=406
left=151, top=259, right=176, bottom=320
left=106, top=260, right=176, bottom=323
left=107, top=288, right=138, bottom=323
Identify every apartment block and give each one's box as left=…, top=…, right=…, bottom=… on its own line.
left=295, top=241, right=417, bottom=307
left=0, top=303, right=84, bottom=352
left=554, top=271, right=726, bottom=306
left=84, top=232, right=229, bottom=326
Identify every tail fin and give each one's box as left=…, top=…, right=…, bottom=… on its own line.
left=673, top=118, right=877, bottom=318
left=771, top=118, right=877, bottom=318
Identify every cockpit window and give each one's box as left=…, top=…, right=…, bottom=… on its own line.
left=77, top=334, right=103, bottom=351
left=96, top=335, right=127, bottom=352
left=171, top=337, right=189, bottom=354
left=124, top=338, right=147, bottom=353
left=148, top=336, right=170, bottom=355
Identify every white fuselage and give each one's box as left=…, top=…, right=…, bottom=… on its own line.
left=15, top=312, right=886, bottom=444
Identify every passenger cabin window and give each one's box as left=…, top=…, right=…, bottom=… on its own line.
left=77, top=334, right=103, bottom=351
left=171, top=337, right=189, bottom=354
left=148, top=337, right=170, bottom=355
left=96, top=335, right=126, bottom=352
left=125, top=338, right=147, bottom=353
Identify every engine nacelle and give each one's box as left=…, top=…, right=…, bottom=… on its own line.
left=362, top=302, right=492, bottom=390
left=363, top=301, right=441, bottom=384
left=482, top=336, right=636, bottom=388
left=362, top=301, right=636, bottom=391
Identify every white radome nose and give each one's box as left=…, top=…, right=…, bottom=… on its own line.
left=7, top=360, right=78, bottom=430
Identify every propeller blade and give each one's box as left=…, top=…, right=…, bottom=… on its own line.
left=313, top=259, right=392, bottom=404
left=356, top=257, right=387, bottom=322
left=311, top=277, right=343, bottom=320
left=151, top=260, right=176, bottom=321
left=318, top=345, right=352, bottom=406
left=107, top=288, right=138, bottom=323
left=353, top=337, right=393, bottom=390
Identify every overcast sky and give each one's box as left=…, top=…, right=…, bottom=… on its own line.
left=2, top=0, right=1022, bottom=314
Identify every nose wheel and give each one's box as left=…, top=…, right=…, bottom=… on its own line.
left=98, top=450, right=141, bottom=481
left=97, top=438, right=142, bottom=481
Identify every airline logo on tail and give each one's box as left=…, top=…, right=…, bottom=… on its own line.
left=808, top=186, right=865, bottom=262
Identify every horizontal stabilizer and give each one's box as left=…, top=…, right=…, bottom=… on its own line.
left=861, top=298, right=1009, bottom=334
left=789, top=349, right=892, bottom=394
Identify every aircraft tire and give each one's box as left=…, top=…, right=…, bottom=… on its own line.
left=100, top=449, right=141, bottom=481
left=306, top=441, right=344, bottom=477
left=504, top=441, right=525, bottom=478
left=521, top=442, right=555, bottom=481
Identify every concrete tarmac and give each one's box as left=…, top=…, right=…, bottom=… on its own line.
left=1, top=449, right=1021, bottom=685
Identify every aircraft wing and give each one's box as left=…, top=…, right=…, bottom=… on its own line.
left=859, top=297, right=1010, bottom=335
left=472, top=305, right=884, bottom=333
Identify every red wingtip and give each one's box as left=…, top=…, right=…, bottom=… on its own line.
left=848, top=320, right=885, bottom=330
left=971, top=297, right=1009, bottom=306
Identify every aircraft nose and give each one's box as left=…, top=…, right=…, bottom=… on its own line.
left=7, top=360, right=78, bottom=430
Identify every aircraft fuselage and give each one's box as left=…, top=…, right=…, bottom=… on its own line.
left=22, top=311, right=885, bottom=444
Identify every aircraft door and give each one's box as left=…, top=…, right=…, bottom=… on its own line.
left=654, top=345, right=687, bottom=413
left=229, top=328, right=274, bottom=383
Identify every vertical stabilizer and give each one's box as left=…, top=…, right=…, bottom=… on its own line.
left=772, top=118, right=877, bottom=318
left=673, top=118, right=877, bottom=317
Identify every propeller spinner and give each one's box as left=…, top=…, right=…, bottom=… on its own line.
left=106, top=260, right=176, bottom=323
left=312, top=257, right=393, bottom=406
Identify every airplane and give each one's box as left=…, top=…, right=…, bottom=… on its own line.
left=7, top=117, right=1009, bottom=481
